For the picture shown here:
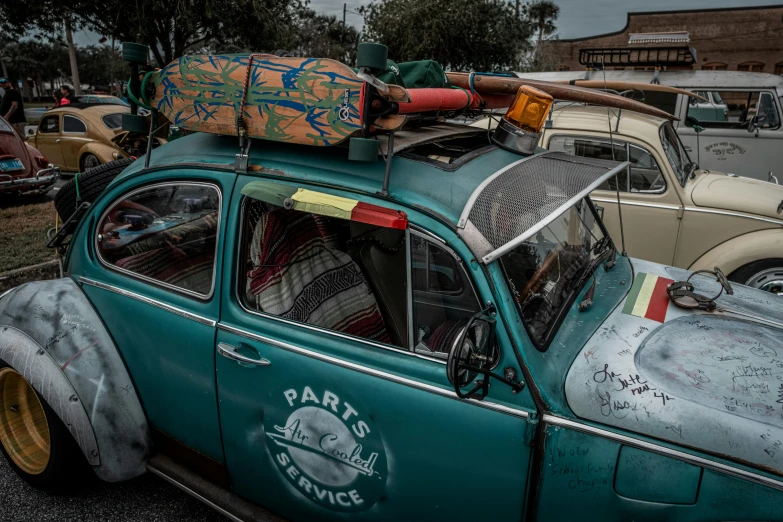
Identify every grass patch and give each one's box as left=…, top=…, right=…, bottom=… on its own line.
left=0, top=196, right=58, bottom=272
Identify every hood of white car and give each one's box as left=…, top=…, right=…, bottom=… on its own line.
left=691, top=171, right=783, bottom=221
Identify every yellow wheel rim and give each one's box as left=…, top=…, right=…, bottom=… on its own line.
left=0, top=368, right=50, bottom=475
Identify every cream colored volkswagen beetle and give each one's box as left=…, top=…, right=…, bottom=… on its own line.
left=537, top=105, right=783, bottom=294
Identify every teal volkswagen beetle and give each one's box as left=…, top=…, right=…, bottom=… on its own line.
left=1, top=121, right=782, bottom=521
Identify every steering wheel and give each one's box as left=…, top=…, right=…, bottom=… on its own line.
left=520, top=244, right=563, bottom=301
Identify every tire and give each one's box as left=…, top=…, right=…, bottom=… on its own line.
left=728, top=259, right=783, bottom=295
left=54, top=158, right=134, bottom=221
left=80, top=153, right=101, bottom=171
left=0, top=361, right=90, bottom=492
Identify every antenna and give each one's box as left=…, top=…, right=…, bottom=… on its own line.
left=601, top=56, right=627, bottom=257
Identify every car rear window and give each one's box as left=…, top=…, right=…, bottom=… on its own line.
left=0, top=118, right=12, bottom=133
left=102, top=113, right=124, bottom=129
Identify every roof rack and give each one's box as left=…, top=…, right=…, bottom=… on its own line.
left=58, top=102, right=126, bottom=110
left=579, top=46, right=697, bottom=69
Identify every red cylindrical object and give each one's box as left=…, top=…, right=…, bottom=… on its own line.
left=397, top=89, right=514, bottom=114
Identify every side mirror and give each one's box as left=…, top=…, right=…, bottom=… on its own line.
left=446, top=308, right=524, bottom=400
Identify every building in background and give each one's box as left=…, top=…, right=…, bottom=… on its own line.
left=545, top=5, right=783, bottom=73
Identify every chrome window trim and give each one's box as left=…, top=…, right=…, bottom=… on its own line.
left=543, top=414, right=783, bottom=492
left=79, top=277, right=217, bottom=327
left=218, top=322, right=529, bottom=419
left=684, top=206, right=783, bottom=226
left=94, top=181, right=222, bottom=300
left=590, top=196, right=681, bottom=211
left=406, top=228, right=415, bottom=350
left=457, top=151, right=553, bottom=229
left=481, top=161, right=630, bottom=264
left=62, top=114, right=87, bottom=135
left=234, top=196, right=447, bottom=365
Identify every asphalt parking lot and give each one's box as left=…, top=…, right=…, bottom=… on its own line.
left=0, top=456, right=225, bottom=522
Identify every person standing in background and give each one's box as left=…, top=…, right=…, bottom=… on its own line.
left=0, top=78, right=26, bottom=136
left=60, top=85, right=76, bottom=104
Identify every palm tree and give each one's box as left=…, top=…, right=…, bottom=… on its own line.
left=527, top=0, right=560, bottom=62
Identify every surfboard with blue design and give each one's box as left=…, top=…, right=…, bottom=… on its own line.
left=148, top=54, right=404, bottom=146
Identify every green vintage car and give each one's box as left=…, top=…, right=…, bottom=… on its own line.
left=0, top=123, right=782, bottom=521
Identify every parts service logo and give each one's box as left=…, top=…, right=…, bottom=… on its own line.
left=265, top=386, right=387, bottom=512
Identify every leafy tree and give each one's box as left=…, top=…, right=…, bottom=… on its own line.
left=0, top=0, right=307, bottom=68
left=526, top=0, right=559, bottom=62
left=360, top=0, right=532, bottom=71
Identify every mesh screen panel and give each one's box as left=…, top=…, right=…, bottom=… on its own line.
left=466, top=152, right=622, bottom=251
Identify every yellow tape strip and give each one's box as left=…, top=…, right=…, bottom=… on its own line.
left=290, top=189, right=358, bottom=220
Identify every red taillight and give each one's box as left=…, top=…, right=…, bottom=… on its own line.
left=36, top=156, right=48, bottom=168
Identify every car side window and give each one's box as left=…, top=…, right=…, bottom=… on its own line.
left=628, top=144, right=665, bottom=193
left=63, top=115, right=87, bottom=134
left=96, top=182, right=221, bottom=297
left=410, top=233, right=481, bottom=358
left=686, top=90, right=780, bottom=130
left=758, top=92, right=781, bottom=129
left=548, top=136, right=628, bottom=191
left=39, top=115, right=60, bottom=134
left=239, top=198, right=409, bottom=348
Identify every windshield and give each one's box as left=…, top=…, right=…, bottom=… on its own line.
left=499, top=198, right=610, bottom=350
left=711, top=91, right=724, bottom=105
left=660, top=122, right=692, bottom=186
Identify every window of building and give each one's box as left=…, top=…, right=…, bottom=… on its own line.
left=63, top=115, right=87, bottom=133
left=702, top=62, right=727, bottom=71
left=97, top=182, right=221, bottom=297
left=558, top=65, right=570, bottom=71
left=238, top=190, right=482, bottom=359
left=775, top=62, right=783, bottom=75
left=738, top=61, right=764, bottom=72
left=686, top=90, right=780, bottom=129
left=547, top=136, right=666, bottom=193
left=38, top=115, right=60, bottom=134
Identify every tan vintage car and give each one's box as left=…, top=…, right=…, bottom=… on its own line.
left=537, top=105, right=783, bottom=294
left=28, top=104, right=164, bottom=173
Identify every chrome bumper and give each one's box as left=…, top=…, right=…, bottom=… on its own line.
left=0, top=165, right=60, bottom=191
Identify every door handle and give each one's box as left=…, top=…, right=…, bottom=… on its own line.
left=683, top=146, right=692, bottom=152
left=217, top=342, right=271, bottom=366
left=55, top=139, right=61, bottom=143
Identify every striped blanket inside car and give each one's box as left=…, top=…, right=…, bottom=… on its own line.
left=247, top=207, right=390, bottom=344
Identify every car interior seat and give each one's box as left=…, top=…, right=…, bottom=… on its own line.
left=348, top=222, right=409, bottom=348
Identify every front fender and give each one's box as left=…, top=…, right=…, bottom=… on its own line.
left=688, top=228, right=783, bottom=274
left=0, top=278, right=152, bottom=482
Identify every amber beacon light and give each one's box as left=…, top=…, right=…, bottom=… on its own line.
left=492, top=86, right=553, bottom=155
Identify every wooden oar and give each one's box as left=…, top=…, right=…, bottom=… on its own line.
left=547, top=80, right=706, bottom=101
left=446, top=73, right=678, bottom=120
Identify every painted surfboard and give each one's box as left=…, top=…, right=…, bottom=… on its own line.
left=147, top=54, right=411, bottom=147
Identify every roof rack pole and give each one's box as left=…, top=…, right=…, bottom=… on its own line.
left=144, top=110, right=155, bottom=169
left=380, top=132, right=395, bottom=197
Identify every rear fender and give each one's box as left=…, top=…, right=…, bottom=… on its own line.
left=0, top=278, right=152, bottom=482
left=688, top=228, right=783, bottom=274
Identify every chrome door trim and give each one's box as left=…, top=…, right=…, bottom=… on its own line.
left=147, top=466, right=243, bottom=522
left=79, top=277, right=217, bottom=327
left=683, top=206, right=783, bottom=226
left=590, top=196, right=681, bottom=211
left=218, top=322, right=530, bottom=419
left=543, top=414, right=783, bottom=492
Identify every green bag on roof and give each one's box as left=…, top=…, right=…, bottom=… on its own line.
left=375, top=59, right=451, bottom=89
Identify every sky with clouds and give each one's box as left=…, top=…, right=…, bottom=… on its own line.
left=74, top=0, right=782, bottom=46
